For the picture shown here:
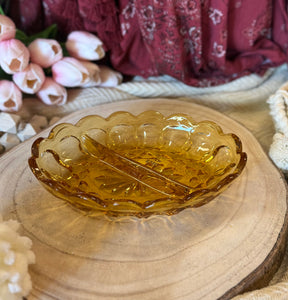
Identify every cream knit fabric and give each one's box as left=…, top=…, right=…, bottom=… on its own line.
left=268, top=80, right=288, bottom=173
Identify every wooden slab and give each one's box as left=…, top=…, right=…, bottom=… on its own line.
left=0, top=99, right=287, bottom=300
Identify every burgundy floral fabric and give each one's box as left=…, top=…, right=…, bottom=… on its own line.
left=9, top=0, right=288, bottom=86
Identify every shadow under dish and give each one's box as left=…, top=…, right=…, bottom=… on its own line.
left=28, top=111, right=247, bottom=218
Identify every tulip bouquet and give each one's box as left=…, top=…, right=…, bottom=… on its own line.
left=0, top=11, right=122, bottom=112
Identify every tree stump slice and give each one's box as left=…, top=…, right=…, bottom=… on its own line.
left=0, top=99, right=287, bottom=300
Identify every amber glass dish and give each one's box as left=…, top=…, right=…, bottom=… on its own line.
left=28, top=111, right=247, bottom=217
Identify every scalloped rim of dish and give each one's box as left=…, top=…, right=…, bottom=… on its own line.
left=28, top=111, right=247, bottom=217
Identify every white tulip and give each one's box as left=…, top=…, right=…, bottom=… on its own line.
left=65, top=31, right=105, bottom=61
left=28, top=38, right=63, bottom=68
left=52, top=57, right=90, bottom=87
left=13, top=63, right=45, bottom=94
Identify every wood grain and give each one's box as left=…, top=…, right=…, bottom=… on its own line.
left=0, top=99, right=287, bottom=300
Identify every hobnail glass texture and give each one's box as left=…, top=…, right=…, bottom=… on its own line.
left=28, top=111, right=247, bottom=217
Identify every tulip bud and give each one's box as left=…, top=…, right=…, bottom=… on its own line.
left=0, top=15, right=16, bottom=42
left=28, top=38, right=63, bottom=68
left=99, top=66, right=123, bottom=87
left=52, top=57, right=90, bottom=87
left=80, top=61, right=101, bottom=87
left=0, top=39, right=29, bottom=74
left=0, top=80, right=22, bottom=112
left=13, top=63, right=45, bottom=94
left=36, top=78, right=67, bottom=106
left=65, top=31, right=105, bottom=61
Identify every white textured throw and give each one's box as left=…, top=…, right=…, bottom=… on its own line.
left=268, top=81, right=288, bottom=173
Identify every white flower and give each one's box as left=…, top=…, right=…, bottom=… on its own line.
left=28, top=38, right=63, bottom=68
left=52, top=57, right=90, bottom=87
left=0, top=80, right=22, bottom=112
left=37, top=77, right=67, bottom=105
left=212, top=42, right=226, bottom=58
left=122, top=3, right=136, bottom=19
left=208, top=8, right=223, bottom=25
left=0, top=15, right=16, bottom=42
left=0, top=39, right=29, bottom=74
left=121, top=23, right=131, bottom=36
left=13, top=63, right=45, bottom=94
left=98, top=66, right=123, bottom=87
left=0, top=215, right=35, bottom=300
left=80, top=61, right=101, bottom=87
left=65, top=31, right=105, bottom=61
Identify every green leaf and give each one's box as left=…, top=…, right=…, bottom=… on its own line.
left=26, top=24, right=58, bottom=43
left=44, top=66, right=52, bottom=76
left=0, top=67, right=12, bottom=80
left=60, top=42, right=70, bottom=57
left=15, top=29, right=28, bottom=44
left=15, top=24, right=59, bottom=46
left=0, top=6, right=5, bottom=16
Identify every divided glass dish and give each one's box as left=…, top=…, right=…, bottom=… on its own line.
left=28, top=111, right=247, bottom=217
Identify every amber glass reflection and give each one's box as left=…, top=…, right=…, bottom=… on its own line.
left=28, top=111, right=247, bottom=217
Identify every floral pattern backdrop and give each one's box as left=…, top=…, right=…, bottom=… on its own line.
left=8, top=0, right=288, bottom=86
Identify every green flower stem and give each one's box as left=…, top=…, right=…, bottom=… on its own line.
left=16, top=24, right=58, bottom=46
left=0, top=6, right=5, bottom=15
